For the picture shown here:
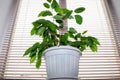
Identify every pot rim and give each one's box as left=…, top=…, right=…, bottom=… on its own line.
left=43, top=46, right=82, bottom=56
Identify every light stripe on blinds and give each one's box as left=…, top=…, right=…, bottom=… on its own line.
left=2, top=0, right=120, bottom=80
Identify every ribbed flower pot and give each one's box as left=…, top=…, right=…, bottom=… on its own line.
left=44, top=46, right=81, bottom=80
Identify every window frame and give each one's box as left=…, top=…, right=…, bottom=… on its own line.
left=103, top=0, right=120, bottom=55
left=0, top=0, right=20, bottom=79
left=1, top=0, right=120, bottom=80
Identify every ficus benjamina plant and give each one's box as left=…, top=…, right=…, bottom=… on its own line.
left=24, top=0, right=100, bottom=69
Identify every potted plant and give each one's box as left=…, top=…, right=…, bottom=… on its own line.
left=24, top=0, right=100, bottom=79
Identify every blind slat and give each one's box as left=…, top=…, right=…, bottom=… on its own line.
left=1, top=0, right=120, bottom=80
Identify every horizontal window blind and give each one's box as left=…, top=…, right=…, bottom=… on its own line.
left=1, top=0, right=120, bottom=80
left=104, top=0, right=120, bottom=55
left=0, top=0, right=20, bottom=79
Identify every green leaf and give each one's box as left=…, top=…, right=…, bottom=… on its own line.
left=68, top=32, right=74, bottom=38
left=42, top=30, right=49, bottom=38
left=74, top=7, right=85, bottom=13
left=60, top=33, right=68, bottom=45
left=31, top=27, right=36, bottom=35
left=39, top=42, right=47, bottom=51
left=39, top=44, right=44, bottom=51
left=37, top=19, right=47, bottom=24
left=36, top=59, right=42, bottom=69
left=37, top=27, right=46, bottom=35
left=33, top=19, right=46, bottom=26
left=55, top=8, right=70, bottom=15
left=69, top=27, right=77, bottom=34
left=56, top=20, right=63, bottom=24
left=84, top=38, right=90, bottom=45
left=75, top=15, right=83, bottom=25
left=62, top=10, right=73, bottom=20
left=47, top=21, right=57, bottom=32
left=32, top=21, right=40, bottom=28
left=69, top=15, right=74, bottom=19
left=36, top=51, right=43, bottom=69
left=43, top=3, right=50, bottom=8
left=94, top=39, right=100, bottom=45
left=51, top=0, right=59, bottom=9
left=62, top=8, right=70, bottom=14
left=90, top=45, right=97, bottom=52
left=38, top=10, right=52, bottom=17
left=54, top=7, right=63, bottom=14
left=24, top=47, right=31, bottom=56
left=68, top=41, right=81, bottom=48
left=29, top=50, right=36, bottom=58
left=53, top=15, right=62, bottom=20
left=31, top=42, right=40, bottom=51
left=90, top=37, right=100, bottom=45
left=75, top=33, right=82, bottom=40
left=79, top=45, right=86, bottom=52
left=82, top=30, right=87, bottom=35
left=30, top=55, right=36, bottom=63
left=47, top=0, right=52, bottom=3
left=62, top=33, right=68, bottom=42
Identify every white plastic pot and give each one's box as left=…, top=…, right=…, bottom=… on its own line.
left=44, top=46, right=81, bottom=80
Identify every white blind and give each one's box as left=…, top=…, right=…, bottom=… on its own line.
left=0, top=0, right=20, bottom=79
left=2, top=0, right=120, bottom=79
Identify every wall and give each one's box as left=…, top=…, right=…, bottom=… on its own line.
left=110, top=0, right=120, bottom=22
left=0, top=0, right=14, bottom=51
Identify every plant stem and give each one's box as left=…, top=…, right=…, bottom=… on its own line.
left=59, top=0, right=68, bottom=35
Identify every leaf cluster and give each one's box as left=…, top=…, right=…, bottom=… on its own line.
left=24, top=0, right=100, bottom=69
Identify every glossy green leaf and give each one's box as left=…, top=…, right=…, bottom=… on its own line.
left=47, top=0, right=52, bottom=3
left=95, top=39, right=100, bottom=45
left=29, top=50, right=36, bottom=58
left=79, top=45, right=86, bottom=52
left=62, top=8, right=70, bottom=14
left=31, top=42, right=40, bottom=51
left=54, top=7, right=63, bottom=14
left=53, top=15, right=62, bottom=20
left=61, top=33, right=68, bottom=42
left=68, top=41, right=80, bottom=48
left=75, top=15, right=83, bottom=25
left=36, top=51, right=43, bottom=69
left=68, top=32, right=74, bottom=38
left=69, top=27, right=77, bottom=34
left=42, top=30, right=49, bottom=38
left=32, top=21, right=40, bottom=27
left=38, top=10, right=52, bottom=17
left=75, top=33, right=82, bottom=40
left=55, top=8, right=70, bottom=15
left=31, top=27, right=36, bottom=35
left=90, top=37, right=100, bottom=45
left=69, top=15, right=74, bottom=19
left=36, top=59, right=42, bottom=69
left=37, top=19, right=47, bottom=25
left=47, top=21, right=57, bottom=32
left=84, top=38, right=90, bottom=45
left=90, top=45, right=97, bottom=52
left=23, top=47, right=32, bottom=56
left=74, top=7, right=85, bottom=13
left=51, top=0, right=59, bottom=9
left=60, top=33, right=68, bottom=45
left=62, top=11, right=72, bottom=20
left=37, top=27, right=46, bottom=35
left=43, top=3, right=50, bottom=8
left=82, top=30, right=87, bottom=35
left=39, top=44, right=44, bottom=51
left=56, top=20, right=63, bottom=24
left=30, top=55, right=36, bottom=63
